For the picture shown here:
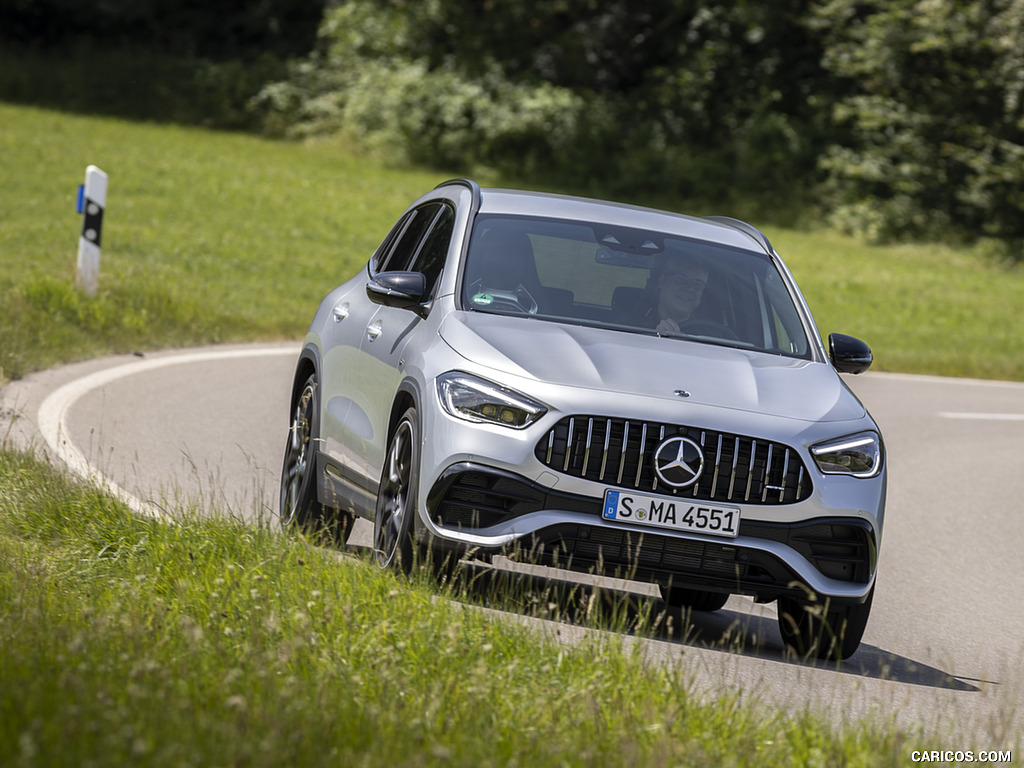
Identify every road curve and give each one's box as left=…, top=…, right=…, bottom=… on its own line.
left=3, top=342, right=1023, bottom=745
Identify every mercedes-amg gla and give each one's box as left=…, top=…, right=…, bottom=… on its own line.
left=280, top=179, right=886, bottom=660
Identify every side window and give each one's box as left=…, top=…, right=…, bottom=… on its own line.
left=370, top=211, right=414, bottom=275
left=409, top=204, right=455, bottom=298
left=380, top=202, right=442, bottom=272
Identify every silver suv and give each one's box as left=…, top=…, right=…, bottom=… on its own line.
left=280, top=179, right=886, bottom=660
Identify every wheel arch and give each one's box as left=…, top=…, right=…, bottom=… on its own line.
left=386, top=380, right=423, bottom=528
left=289, top=346, right=321, bottom=408
left=385, top=378, right=423, bottom=442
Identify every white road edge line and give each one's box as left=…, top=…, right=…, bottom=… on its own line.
left=938, top=412, right=1024, bottom=421
left=37, top=345, right=299, bottom=520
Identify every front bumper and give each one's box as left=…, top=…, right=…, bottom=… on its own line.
left=424, top=463, right=878, bottom=604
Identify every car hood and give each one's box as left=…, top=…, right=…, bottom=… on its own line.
left=438, top=312, right=865, bottom=423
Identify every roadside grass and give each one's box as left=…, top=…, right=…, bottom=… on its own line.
left=0, top=446, right=915, bottom=767
left=0, top=102, right=446, bottom=382
left=773, top=228, right=1024, bottom=382
left=3, top=101, right=1024, bottom=384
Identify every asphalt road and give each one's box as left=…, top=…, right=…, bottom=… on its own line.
left=3, top=342, right=1023, bottom=746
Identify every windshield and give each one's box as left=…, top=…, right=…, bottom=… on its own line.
left=460, top=214, right=813, bottom=359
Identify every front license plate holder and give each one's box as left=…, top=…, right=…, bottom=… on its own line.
left=602, top=489, right=740, bottom=538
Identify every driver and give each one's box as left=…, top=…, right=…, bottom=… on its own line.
left=639, top=253, right=709, bottom=334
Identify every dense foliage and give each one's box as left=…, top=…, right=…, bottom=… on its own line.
left=0, top=0, right=326, bottom=128
left=0, top=0, right=325, bottom=59
left=4, top=0, right=1024, bottom=249
left=254, top=0, right=827, bottom=211
left=814, top=0, right=1024, bottom=248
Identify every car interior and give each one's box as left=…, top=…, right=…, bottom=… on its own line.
left=461, top=215, right=812, bottom=359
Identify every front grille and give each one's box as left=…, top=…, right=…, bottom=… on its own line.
left=519, top=523, right=799, bottom=593
left=569, top=526, right=748, bottom=580
left=535, top=416, right=812, bottom=505
left=519, top=519, right=874, bottom=595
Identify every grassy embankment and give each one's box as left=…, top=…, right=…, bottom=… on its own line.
left=3, top=102, right=1022, bottom=765
left=0, top=447, right=913, bottom=767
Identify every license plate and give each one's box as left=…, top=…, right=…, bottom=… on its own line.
left=602, top=489, right=740, bottom=538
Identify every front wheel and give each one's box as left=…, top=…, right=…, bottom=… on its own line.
left=279, top=372, right=353, bottom=544
left=777, top=585, right=874, bottom=661
left=373, top=406, right=419, bottom=572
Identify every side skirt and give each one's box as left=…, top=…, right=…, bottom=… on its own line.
left=317, top=451, right=377, bottom=520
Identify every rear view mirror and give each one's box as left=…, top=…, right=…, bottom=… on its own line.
left=829, top=333, right=873, bottom=374
left=366, top=271, right=428, bottom=310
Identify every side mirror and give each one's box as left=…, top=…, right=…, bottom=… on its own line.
left=829, top=333, right=873, bottom=374
left=366, top=271, right=428, bottom=311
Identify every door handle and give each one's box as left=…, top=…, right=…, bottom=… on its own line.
left=332, top=303, right=350, bottom=323
left=366, top=322, right=382, bottom=341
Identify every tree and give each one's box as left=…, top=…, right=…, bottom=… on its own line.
left=816, top=0, right=1024, bottom=244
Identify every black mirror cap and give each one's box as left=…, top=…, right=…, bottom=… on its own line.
left=366, top=271, right=428, bottom=310
left=829, top=333, right=873, bottom=374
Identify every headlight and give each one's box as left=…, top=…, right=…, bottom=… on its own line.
left=810, top=431, right=882, bottom=478
left=436, top=372, right=547, bottom=429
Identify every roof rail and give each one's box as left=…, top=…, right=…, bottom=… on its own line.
left=435, top=178, right=482, bottom=211
left=703, top=215, right=774, bottom=254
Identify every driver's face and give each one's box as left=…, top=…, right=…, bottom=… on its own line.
left=658, top=260, right=708, bottom=322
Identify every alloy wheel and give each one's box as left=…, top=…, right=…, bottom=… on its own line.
left=280, top=380, right=315, bottom=528
left=374, top=412, right=416, bottom=570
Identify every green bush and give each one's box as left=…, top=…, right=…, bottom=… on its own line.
left=252, top=0, right=828, bottom=211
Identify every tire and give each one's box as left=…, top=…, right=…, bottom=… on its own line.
left=660, top=585, right=730, bottom=612
left=373, top=406, right=419, bottom=573
left=279, top=373, right=353, bottom=544
left=777, top=585, right=874, bottom=661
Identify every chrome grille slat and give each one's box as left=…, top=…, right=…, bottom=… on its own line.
left=563, top=417, right=575, bottom=472
left=652, top=425, right=665, bottom=492
left=779, top=449, right=790, bottom=503
left=710, top=434, right=723, bottom=499
left=537, top=416, right=812, bottom=506
left=599, top=419, right=612, bottom=480
left=616, top=422, right=629, bottom=484
left=635, top=424, right=648, bottom=487
left=581, top=418, right=595, bottom=476
left=744, top=440, right=757, bottom=501
left=694, top=431, right=707, bottom=498
left=728, top=437, right=739, bottom=499
left=761, top=444, right=774, bottom=502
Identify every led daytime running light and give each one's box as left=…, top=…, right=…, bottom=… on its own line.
left=437, top=372, right=547, bottom=429
left=811, top=432, right=882, bottom=478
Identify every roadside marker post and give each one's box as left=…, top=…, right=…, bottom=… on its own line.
left=75, top=165, right=107, bottom=296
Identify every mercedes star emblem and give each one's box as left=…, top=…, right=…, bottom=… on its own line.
left=653, top=436, right=704, bottom=488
